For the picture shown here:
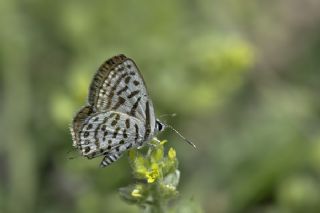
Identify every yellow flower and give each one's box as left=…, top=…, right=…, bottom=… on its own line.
left=168, top=148, right=176, bottom=160
left=145, top=163, right=160, bottom=183
left=131, top=184, right=143, bottom=198
left=132, top=151, right=148, bottom=177
left=151, top=146, right=163, bottom=162
left=131, top=189, right=142, bottom=198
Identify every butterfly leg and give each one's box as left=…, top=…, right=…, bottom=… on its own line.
left=146, top=137, right=161, bottom=148
left=153, top=137, right=161, bottom=143
left=137, top=139, right=146, bottom=149
left=138, top=139, right=158, bottom=149
left=100, top=152, right=123, bottom=168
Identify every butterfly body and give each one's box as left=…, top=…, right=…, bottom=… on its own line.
left=70, top=54, right=164, bottom=167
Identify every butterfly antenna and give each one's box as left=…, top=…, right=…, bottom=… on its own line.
left=159, top=113, right=177, bottom=118
left=165, top=123, right=197, bottom=149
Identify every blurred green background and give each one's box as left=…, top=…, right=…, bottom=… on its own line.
left=1, top=0, right=320, bottom=212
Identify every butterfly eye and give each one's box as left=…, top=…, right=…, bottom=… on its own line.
left=156, top=120, right=164, bottom=132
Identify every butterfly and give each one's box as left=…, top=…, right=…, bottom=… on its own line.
left=70, top=54, right=195, bottom=167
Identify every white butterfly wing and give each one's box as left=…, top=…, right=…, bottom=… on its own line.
left=75, top=111, right=146, bottom=158
left=88, top=55, right=156, bottom=141
left=70, top=55, right=159, bottom=167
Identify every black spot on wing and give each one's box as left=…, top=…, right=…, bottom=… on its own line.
left=125, top=119, right=130, bottom=128
left=113, top=127, right=120, bottom=138
left=129, top=97, right=141, bottom=117
left=134, top=124, right=139, bottom=143
left=83, top=131, right=89, bottom=138
left=125, top=76, right=131, bottom=84
left=87, top=124, right=93, bottom=130
left=116, top=86, right=128, bottom=95
left=111, top=97, right=126, bottom=110
left=123, top=129, right=128, bottom=138
left=111, top=113, right=121, bottom=126
left=84, top=147, right=90, bottom=153
left=127, top=90, right=140, bottom=99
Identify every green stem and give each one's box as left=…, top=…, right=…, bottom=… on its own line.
left=148, top=184, right=168, bottom=213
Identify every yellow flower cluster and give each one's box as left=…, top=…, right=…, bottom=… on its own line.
left=129, top=139, right=177, bottom=184
left=120, top=138, right=180, bottom=205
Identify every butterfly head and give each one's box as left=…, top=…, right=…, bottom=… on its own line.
left=155, top=119, right=166, bottom=133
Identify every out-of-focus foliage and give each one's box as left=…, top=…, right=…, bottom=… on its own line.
left=1, top=0, right=320, bottom=212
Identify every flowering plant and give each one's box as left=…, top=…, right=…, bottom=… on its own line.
left=119, top=139, right=180, bottom=213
